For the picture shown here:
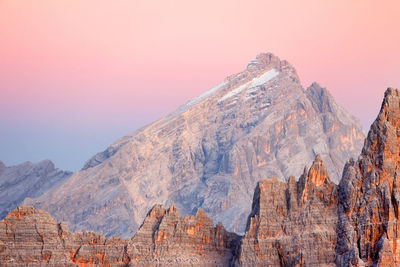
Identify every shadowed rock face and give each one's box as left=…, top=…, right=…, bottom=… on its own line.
left=337, top=88, right=400, bottom=266
left=235, top=155, right=338, bottom=266
left=0, top=206, right=239, bottom=267
left=24, top=53, right=364, bottom=237
left=0, top=160, right=72, bottom=219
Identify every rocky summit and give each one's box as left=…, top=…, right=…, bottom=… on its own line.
left=0, top=160, right=71, bottom=219
left=336, top=88, right=400, bottom=266
left=24, top=53, right=364, bottom=237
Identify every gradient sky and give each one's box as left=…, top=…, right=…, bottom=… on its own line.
left=1, top=0, right=399, bottom=171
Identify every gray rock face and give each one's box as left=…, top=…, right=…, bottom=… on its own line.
left=25, top=53, right=365, bottom=237
left=0, top=160, right=71, bottom=219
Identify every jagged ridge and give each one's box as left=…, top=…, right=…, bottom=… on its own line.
left=0, top=205, right=239, bottom=266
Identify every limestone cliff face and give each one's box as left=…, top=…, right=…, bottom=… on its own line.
left=25, top=53, right=364, bottom=237
left=0, top=206, right=239, bottom=267
left=235, top=155, right=338, bottom=266
left=0, top=160, right=71, bottom=219
left=336, top=88, right=400, bottom=266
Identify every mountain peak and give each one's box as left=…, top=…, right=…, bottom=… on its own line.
left=246, top=52, right=296, bottom=77
left=337, top=87, right=400, bottom=265
left=307, top=154, right=329, bottom=187
left=359, top=87, right=400, bottom=185
left=246, top=53, right=280, bottom=69
left=298, top=155, right=332, bottom=203
left=379, top=87, right=400, bottom=121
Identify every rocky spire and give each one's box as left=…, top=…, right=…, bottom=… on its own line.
left=337, top=88, right=400, bottom=266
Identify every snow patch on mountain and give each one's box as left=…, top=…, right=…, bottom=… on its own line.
left=167, top=80, right=228, bottom=119
left=219, top=69, right=279, bottom=102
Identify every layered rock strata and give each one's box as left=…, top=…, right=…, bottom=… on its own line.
left=235, top=155, right=338, bottom=266
left=336, top=88, right=400, bottom=266
left=0, top=206, right=239, bottom=266
left=25, top=53, right=365, bottom=237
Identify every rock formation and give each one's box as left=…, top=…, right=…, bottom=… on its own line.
left=25, top=53, right=364, bottom=237
left=129, top=205, right=240, bottom=266
left=0, top=160, right=71, bottom=219
left=235, top=155, right=338, bottom=266
left=0, top=206, right=239, bottom=266
left=336, top=88, right=400, bottom=266
left=3, top=86, right=400, bottom=267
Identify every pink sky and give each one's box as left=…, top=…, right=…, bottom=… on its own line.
left=0, top=0, right=399, bottom=170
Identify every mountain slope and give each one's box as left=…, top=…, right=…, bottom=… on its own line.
left=25, top=53, right=365, bottom=237
left=0, top=160, right=71, bottom=219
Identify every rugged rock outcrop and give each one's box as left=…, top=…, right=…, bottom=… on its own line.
left=0, top=206, right=130, bottom=266
left=0, top=206, right=239, bottom=266
left=235, top=155, right=338, bottom=266
left=129, top=205, right=240, bottom=266
left=25, top=53, right=364, bottom=237
left=336, top=88, right=400, bottom=266
left=0, top=160, right=72, bottom=219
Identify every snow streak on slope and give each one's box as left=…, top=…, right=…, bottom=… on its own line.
left=167, top=80, right=228, bottom=119
left=219, top=69, right=279, bottom=102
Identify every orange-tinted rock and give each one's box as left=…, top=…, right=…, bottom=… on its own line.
left=129, top=205, right=240, bottom=266
left=0, top=205, right=239, bottom=266
left=0, top=206, right=129, bottom=266
left=336, top=88, right=400, bottom=266
left=235, top=155, right=338, bottom=266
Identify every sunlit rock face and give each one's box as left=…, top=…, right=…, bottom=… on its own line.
left=337, top=88, right=400, bottom=266
left=235, top=155, right=338, bottom=266
left=25, top=53, right=364, bottom=237
left=129, top=204, right=240, bottom=266
left=0, top=160, right=71, bottom=219
left=0, top=206, right=239, bottom=267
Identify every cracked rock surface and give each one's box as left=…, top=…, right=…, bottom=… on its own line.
left=336, top=88, right=400, bottom=266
